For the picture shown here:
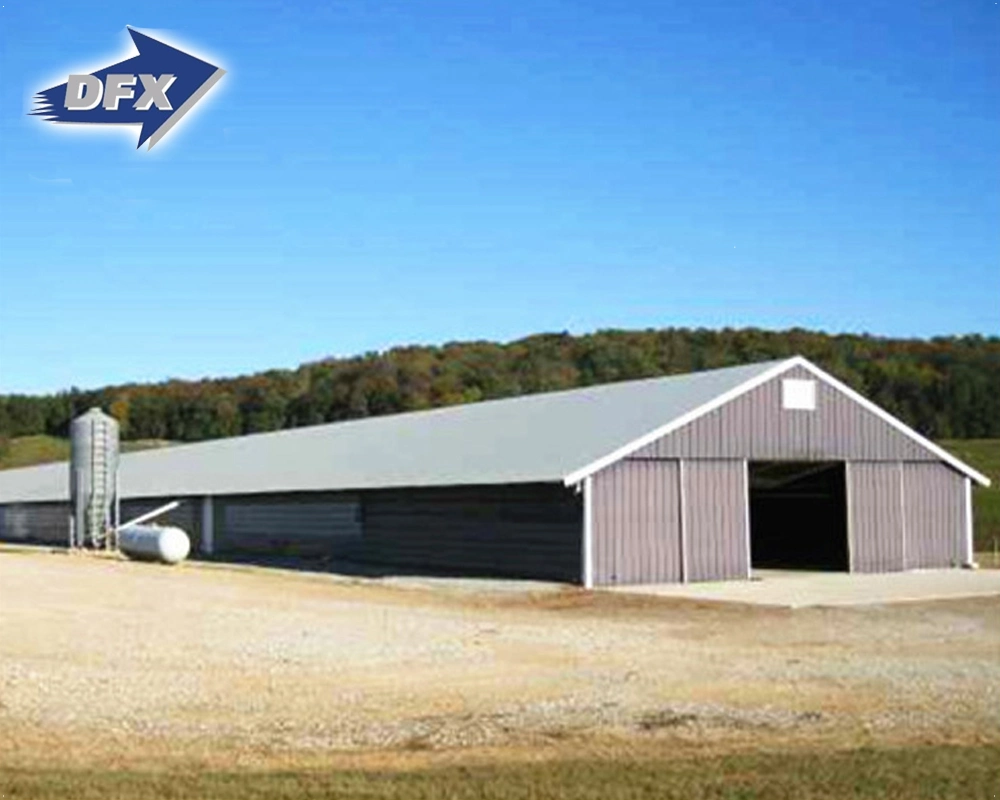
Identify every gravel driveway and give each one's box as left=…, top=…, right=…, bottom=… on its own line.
left=1, top=548, right=998, bottom=768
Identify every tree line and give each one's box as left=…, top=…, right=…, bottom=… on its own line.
left=1, top=328, right=997, bottom=444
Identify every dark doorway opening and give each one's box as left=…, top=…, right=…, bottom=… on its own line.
left=748, top=461, right=848, bottom=571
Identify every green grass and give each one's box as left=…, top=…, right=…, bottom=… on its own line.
left=0, top=435, right=171, bottom=471
left=939, top=439, right=1000, bottom=553
left=0, top=435, right=71, bottom=470
left=1, top=744, right=997, bottom=800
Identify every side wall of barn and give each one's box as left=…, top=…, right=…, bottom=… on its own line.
left=361, top=483, right=582, bottom=581
left=0, top=502, right=71, bottom=545
left=0, top=483, right=583, bottom=582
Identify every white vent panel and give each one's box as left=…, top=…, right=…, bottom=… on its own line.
left=782, top=379, right=816, bottom=411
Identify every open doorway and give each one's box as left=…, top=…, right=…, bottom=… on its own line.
left=748, top=461, right=848, bottom=571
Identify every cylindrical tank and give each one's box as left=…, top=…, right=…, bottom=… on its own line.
left=69, top=408, right=120, bottom=548
left=119, top=525, right=191, bottom=564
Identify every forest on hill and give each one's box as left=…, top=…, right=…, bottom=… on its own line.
left=1, top=328, right=998, bottom=444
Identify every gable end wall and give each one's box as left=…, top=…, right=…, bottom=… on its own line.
left=631, top=366, right=934, bottom=462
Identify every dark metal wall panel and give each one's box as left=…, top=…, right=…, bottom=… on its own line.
left=0, top=502, right=70, bottom=545
left=633, top=366, right=932, bottom=462
left=361, top=483, right=582, bottom=582
left=119, top=497, right=201, bottom=554
left=903, top=463, right=965, bottom=568
left=591, top=459, right=682, bottom=585
left=683, top=460, right=749, bottom=581
left=214, top=492, right=361, bottom=558
left=847, top=463, right=904, bottom=573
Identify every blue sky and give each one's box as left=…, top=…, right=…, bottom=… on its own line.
left=0, top=0, right=997, bottom=394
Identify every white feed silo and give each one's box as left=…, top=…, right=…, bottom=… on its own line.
left=69, top=408, right=120, bottom=548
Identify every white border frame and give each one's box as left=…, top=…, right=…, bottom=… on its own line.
left=964, top=477, right=974, bottom=566
left=742, top=459, right=752, bottom=579
left=582, top=476, right=593, bottom=588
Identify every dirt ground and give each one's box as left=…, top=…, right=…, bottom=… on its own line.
left=1, top=547, right=998, bottom=771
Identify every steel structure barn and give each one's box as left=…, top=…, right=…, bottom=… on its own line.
left=0, top=357, right=989, bottom=585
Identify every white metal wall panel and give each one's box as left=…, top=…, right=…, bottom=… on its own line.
left=903, top=463, right=965, bottom=568
left=683, top=460, right=749, bottom=581
left=591, top=459, right=682, bottom=585
left=848, top=463, right=904, bottom=573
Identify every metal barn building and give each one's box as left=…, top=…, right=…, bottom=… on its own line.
left=0, top=357, right=989, bottom=586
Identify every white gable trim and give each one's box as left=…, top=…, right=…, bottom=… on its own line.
left=563, top=358, right=798, bottom=486
left=790, top=358, right=990, bottom=487
left=564, top=356, right=990, bottom=488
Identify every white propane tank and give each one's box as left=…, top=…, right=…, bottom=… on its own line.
left=118, top=525, right=190, bottom=565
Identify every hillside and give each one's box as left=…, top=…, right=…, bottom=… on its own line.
left=939, top=439, right=1000, bottom=555
left=1, top=328, right=998, bottom=446
left=0, top=435, right=172, bottom=471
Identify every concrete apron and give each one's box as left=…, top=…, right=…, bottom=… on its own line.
left=606, top=568, right=1000, bottom=608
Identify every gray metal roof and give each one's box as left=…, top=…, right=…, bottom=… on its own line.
left=0, top=359, right=788, bottom=503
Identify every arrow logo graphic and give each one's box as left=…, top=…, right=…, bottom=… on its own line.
left=31, top=28, right=226, bottom=150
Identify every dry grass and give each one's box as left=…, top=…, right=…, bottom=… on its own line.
left=2, top=743, right=998, bottom=800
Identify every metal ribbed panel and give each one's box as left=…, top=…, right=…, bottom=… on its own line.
left=216, top=493, right=361, bottom=558
left=683, top=460, right=749, bottom=581
left=848, top=462, right=904, bottom=573
left=634, top=366, right=932, bottom=462
left=361, top=483, right=582, bottom=581
left=591, top=459, right=681, bottom=585
left=903, top=463, right=964, bottom=568
left=0, top=502, right=70, bottom=544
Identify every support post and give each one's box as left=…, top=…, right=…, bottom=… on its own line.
left=582, top=478, right=593, bottom=589
left=964, top=477, right=975, bottom=567
left=112, top=470, right=121, bottom=551
left=201, top=496, right=215, bottom=556
left=742, top=459, right=751, bottom=580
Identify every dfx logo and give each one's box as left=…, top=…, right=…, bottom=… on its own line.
left=31, top=28, right=225, bottom=150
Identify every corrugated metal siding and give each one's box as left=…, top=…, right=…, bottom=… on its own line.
left=847, top=463, right=904, bottom=573
left=633, top=366, right=932, bottom=462
left=362, top=483, right=581, bottom=581
left=119, top=497, right=201, bottom=554
left=683, top=460, right=749, bottom=581
left=903, top=463, right=965, bottom=568
left=215, top=493, right=361, bottom=558
left=591, top=459, right=682, bottom=585
left=0, top=502, right=70, bottom=545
